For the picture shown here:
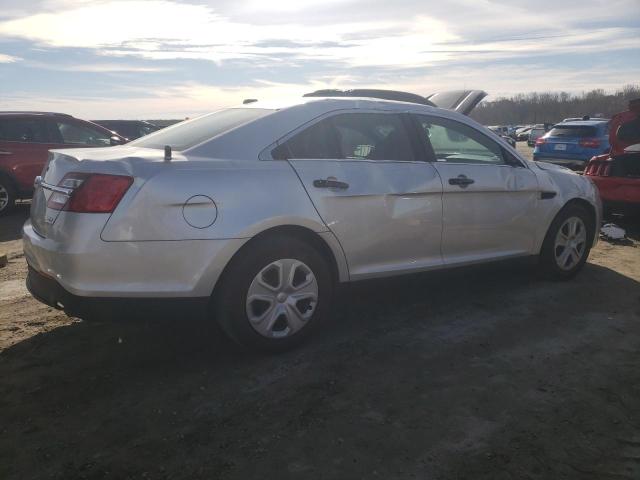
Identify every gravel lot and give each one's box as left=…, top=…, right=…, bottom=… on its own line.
left=1, top=145, right=639, bottom=479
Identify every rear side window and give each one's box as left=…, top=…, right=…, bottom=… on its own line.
left=548, top=125, right=598, bottom=138
left=415, top=115, right=505, bottom=165
left=0, top=118, right=48, bottom=143
left=275, top=113, right=415, bottom=161
left=131, top=108, right=274, bottom=150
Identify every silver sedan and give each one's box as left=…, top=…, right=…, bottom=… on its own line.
left=23, top=89, right=602, bottom=351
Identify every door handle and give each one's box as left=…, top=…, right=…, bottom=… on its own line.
left=448, top=175, right=475, bottom=188
left=313, top=178, right=349, bottom=189
left=0, top=150, right=12, bottom=155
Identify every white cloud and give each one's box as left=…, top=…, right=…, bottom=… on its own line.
left=0, top=0, right=638, bottom=118
left=0, top=53, right=20, bottom=63
left=4, top=0, right=636, bottom=70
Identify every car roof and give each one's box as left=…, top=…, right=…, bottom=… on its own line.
left=555, top=120, right=608, bottom=127
left=94, top=120, right=155, bottom=124
left=0, top=111, right=74, bottom=118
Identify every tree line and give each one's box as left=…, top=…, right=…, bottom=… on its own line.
left=470, top=85, right=640, bottom=126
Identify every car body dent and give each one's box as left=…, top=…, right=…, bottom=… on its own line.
left=532, top=161, right=602, bottom=250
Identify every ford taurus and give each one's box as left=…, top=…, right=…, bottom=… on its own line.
left=23, top=90, right=602, bottom=351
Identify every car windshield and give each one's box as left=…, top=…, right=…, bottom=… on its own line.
left=130, top=108, right=274, bottom=150
left=548, top=125, right=598, bottom=138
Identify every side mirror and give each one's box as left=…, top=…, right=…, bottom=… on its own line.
left=110, top=135, right=125, bottom=146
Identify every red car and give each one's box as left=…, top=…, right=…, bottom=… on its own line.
left=585, top=99, right=640, bottom=215
left=0, top=112, right=125, bottom=215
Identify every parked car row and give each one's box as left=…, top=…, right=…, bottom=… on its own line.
left=0, top=114, right=162, bottom=214
left=584, top=100, right=640, bottom=215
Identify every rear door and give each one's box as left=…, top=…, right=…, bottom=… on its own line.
left=0, top=116, right=57, bottom=193
left=278, top=111, right=444, bottom=279
left=412, top=114, right=540, bottom=264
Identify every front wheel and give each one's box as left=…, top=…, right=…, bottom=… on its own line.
left=214, top=235, right=333, bottom=352
left=539, top=204, right=594, bottom=279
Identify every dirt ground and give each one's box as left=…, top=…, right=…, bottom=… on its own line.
left=2, top=157, right=640, bottom=479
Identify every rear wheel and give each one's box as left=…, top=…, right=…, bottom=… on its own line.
left=539, top=204, right=593, bottom=279
left=0, top=176, right=16, bottom=216
left=214, top=235, right=333, bottom=352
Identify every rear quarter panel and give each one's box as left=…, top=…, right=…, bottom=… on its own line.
left=101, top=158, right=329, bottom=241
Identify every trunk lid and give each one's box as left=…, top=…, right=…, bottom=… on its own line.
left=424, top=90, right=488, bottom=115
left=30, top=145, right=168, bottom=237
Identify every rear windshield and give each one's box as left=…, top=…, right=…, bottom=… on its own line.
left=548, top=125, right=598, bottom=138
left=130, top=108, right=274, bottom=150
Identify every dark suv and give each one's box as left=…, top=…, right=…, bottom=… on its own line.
left=0, top=112, right=125, bottom=214
left=92, top=120, right=161, bottom=141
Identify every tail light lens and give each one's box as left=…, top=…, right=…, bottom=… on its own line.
left=47, top=172, right=133, bottom=213
left=584, top=159, right=612, bottom=177
left=579, top=138, right=600, bottom=148
left=535, top=137, right=546, bottom=146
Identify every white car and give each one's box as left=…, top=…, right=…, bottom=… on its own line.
left=23, top=89, right=602, bottom=351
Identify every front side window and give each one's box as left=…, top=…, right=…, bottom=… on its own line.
left=54, top=121, right=111, bottom=146
left=275, top=113, right=415, bottom=161
left=0, top=118, right=48, bottom=143
left=416, top=115, right=504, bottom=164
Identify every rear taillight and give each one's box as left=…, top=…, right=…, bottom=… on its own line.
left=579, top=138, right=600, bottom=149
left=584, top=159, right=611, bottom=177
left=46, top=172, right=133, bottom=213
left=535, top=137, right=546, bottom=146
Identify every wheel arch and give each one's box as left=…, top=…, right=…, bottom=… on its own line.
left=562, top=198, right=597, bottom=243
left=0, top=169, right=19, bottom=193
left=538, top=197, right=598, bottom=254
left=209, top=224, right=348, bottom=299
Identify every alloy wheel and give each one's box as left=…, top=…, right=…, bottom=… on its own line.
left=554, top=216, right=587, bottom=271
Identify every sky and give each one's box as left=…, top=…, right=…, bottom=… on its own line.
left=0, top=0, right=638, bottom=119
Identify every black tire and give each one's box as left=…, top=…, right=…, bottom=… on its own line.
left=214, top=235, right=333, bottom=352
left=0, top=175, right=16, bottom=216
left=539, top=203, right=594, bottom=279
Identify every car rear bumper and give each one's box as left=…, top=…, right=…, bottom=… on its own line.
left=26, top=266, right=209, bottom=320
left=589, top=176, right=640, bottom=205
left=22, top=218, right=248, bottom=298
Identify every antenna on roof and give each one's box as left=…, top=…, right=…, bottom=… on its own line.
left=243, top=98, right=258, bottom=104
left=164, top=145, right=172, bottom=162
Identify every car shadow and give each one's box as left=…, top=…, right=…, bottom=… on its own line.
left=0, top=257, right=635, bottom=381
left=0, top=202, right=30, bottom=242
left=1, top=258, right=639, bottom=478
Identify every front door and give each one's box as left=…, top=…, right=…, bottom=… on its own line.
left=412, top=114, right=540, bottom=265
left=276, top=111, right=444, bottom=280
